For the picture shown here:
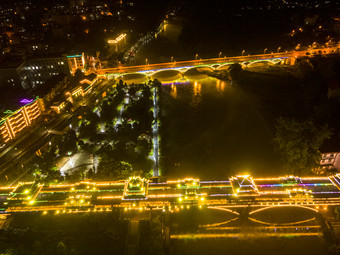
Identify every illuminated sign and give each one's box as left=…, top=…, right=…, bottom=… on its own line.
left=20, top=99, right=33, bottom=104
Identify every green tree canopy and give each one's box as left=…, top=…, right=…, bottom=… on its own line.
left=274, top=117, right=332, bottom=175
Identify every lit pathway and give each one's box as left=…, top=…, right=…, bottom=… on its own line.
left=151, top=86, right=160, bottom=176
left=114, top=92, right=129, bottom=130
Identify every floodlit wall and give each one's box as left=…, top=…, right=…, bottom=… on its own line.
left=0, top=99, right=42, bottom=146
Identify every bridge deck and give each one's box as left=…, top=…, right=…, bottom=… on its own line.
left=1, top=175, right=340, bottom=213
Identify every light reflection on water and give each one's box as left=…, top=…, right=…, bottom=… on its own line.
left=164, top=77, right=228, bottom=106
left=216, top=79, right=226, bottom=92
left=192, top=81, right=202, bottom=107
left=170, top=84, right=177, bottom=98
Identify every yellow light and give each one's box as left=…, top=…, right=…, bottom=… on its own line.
left=43, top=211, right=47, bottom=215
left=186, top=205, right=190, bottom=209
left=124, top=207, right=128, bottom=211
left=71, top=187, right=75, bottom=191
left=80, top=199, right=84, bottom=203
left=178, top=197, right=182, bottom=202
left=24, top=190, right=29, bottom=194
left=199, top=205, right=202, bottom=209
left=56, top=210, right=60, bottom=214
left=177, top=184, right=180, bottom=188
left=71, top=200, right=74, bottom=204
left=29, top=200, right=34, bottom=205
left=133, top=203, right=136, bottom=207
left=201, top=197, right=204, bottom=201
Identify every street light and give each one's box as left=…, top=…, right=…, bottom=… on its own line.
left=171, top=56, right=173, bottom=62
left=145, top=58, right=148, bottom=65
left=242, top=50, right=245, bottom=56
left=195, top=53, right=198, bottom=60
left=264, top=48, right=268, bottom=54
left=277, top=47, right=281, bottom=53
left=219, top=52, right=222, bottom=58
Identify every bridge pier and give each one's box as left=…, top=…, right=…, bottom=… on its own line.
left=162, top=211, right=170, bottom=255
left=316, top=212, right=336, bottom=246
left=237, top=207, right=251, bottom=226
left=288, top=56, right=296, bottom=65
left=0, top=214, right=9, bottom=229
left=121, top=210, right=151, bottom=255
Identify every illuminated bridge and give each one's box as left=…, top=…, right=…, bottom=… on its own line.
left=97, top=47, right=339, bottom=79
left=1, top=174, right=340, bottom=215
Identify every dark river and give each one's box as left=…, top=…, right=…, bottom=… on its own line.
left=160, top=77, right=284, bottom=179
left=131, top=17, right=284, bottom=179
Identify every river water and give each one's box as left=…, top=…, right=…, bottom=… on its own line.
left=160, top=77, right=283, bottom=179
left=131, top=18, right=284, bottom=179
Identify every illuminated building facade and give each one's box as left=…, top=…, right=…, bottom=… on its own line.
left=51, top=74, right=98, bottom=114
left=67, top=53, right=86, bottom=75
left=0, top=98, right=41, bottom=145
left=108, top=33, right=127, bottom=52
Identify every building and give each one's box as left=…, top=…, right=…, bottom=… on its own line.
left=19, top=54, right=69, bottom=90
left=108, top=33, right=127, bottom=53
left=51, top=73, right=98, bottom=114
left=313, top=152, right=340, bottom=175
left=0, top=98, right=42, bottom=146
left=0, top=58, right=24, bottom=88
left=67, top=53, right=86, bottom=75
left=320, top=152, right=340, bottom=172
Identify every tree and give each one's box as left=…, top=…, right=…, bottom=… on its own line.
left=56, top=242, right=67, bottom=255
left=228, top=63, right=243, bottom=80
left=274, top=117, right=332, bottom=175
left=58, top=129, right=78, bottom=155
left=74, top=69, right=84, bottom=80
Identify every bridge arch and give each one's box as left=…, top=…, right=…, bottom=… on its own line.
left=216, top=63, right=234, bottom=70
left=185, top=65, right=215, bottom=73
left=249, top=204, right=319, bottom=215
left=150, top=69, right=183, bottom=82
left=116, top=73, right=149, bottom=84
left=245, top=60, right=273, bottom=67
